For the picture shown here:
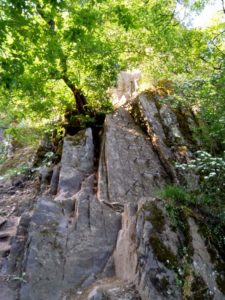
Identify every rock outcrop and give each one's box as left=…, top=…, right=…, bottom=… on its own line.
left=113, top=198, right=223, bottom=299
left=0, top=91, right=224, bottom=300
left=17, top=130, right=120, bottom=300
left=98, top=108, right=167, bottom=205
left=114, top=199, right=182, bottom=300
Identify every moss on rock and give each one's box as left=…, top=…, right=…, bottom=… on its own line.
left=189, top=274, right=213, bottom=300
left=172, top=108, right=195, bottom=144
left=149, top=234, right=178, bottom=271
left=216, top=274, right=225, bottom=295
left=150, top=275, right=170, bottom=295
left=215, top=262, right=225, bottom=294
left=143, top=202, right=165, bottom=233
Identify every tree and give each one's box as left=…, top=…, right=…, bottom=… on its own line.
left=0, top=0, right=148, bottom=120
left=0, top=0, right=224, bottom=136
left=0, top=0, right=195, bottom=120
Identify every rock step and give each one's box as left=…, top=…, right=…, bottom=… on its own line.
left=75, top=277, right=141, bottom=300
left=0, top=217, right=20, bottom=259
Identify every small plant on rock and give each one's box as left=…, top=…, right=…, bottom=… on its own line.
left=176, top=150, right=225, bottom=203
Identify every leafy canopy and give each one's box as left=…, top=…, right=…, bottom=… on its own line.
left=0, top=1, right=200, bottom=117
left=0, top=0, right=224, bottom=150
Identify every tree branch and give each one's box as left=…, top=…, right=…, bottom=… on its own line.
left=35, top=3, right=86, bottom=113
left=221, top=0, right=225, bottom=14
left=199, top=55, right=222, bottom=70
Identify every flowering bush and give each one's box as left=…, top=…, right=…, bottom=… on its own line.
left=176, top=151, right=225, bottom=202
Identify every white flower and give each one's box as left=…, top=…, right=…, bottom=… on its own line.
left=188, top=164, right=195, bottom=169
left=209, top=172, right=216, bottom=177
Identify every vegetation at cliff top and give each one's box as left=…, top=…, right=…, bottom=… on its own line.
left=0, top=0, right=224, bottom=154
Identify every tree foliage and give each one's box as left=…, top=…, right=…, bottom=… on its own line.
left=0, top=0, right=224, bottom=152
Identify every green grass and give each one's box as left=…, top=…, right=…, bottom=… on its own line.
left=157, top=185, right=194, bottom=205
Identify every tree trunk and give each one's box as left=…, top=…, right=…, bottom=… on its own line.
left=62, top=75, right=87, bottom=114
left=36, top=9, right=87, bottom=114
left=73, top=88, right=87, bottom=114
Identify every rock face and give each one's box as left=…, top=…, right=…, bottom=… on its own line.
left=113, top=197, right=225, bottom=300
left=1, top=91, right=224, bottom=300
left=18, top=130, right=121, bottom=300
left=57, top=129, right=94, bottom=198
left=110, top=70, right=141, bottom=107
left=98, top=108, right=167, bottom=205
left=189, top=218, right=224, bottom=300
left=113, top=199, right=181, bottom=300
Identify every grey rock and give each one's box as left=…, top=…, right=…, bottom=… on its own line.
left=0, top=217, right=7, bottom=228
left=2, top=94, right=223, bottom=300
left=114, top=203, right=138, bottom=282
left=49, top=164, right=60, bottom=195
left=131, top=93, right=195, bottom=181
left=131, top=94, right=178, bottom=181
left=114, top=195, right=225, bottom=300
left=0, top=216, right=21, bottom=300
left=159, top=105, right=184, bottom=145
left=114, top=198, right=182, bottom=300
left=87, top=280, right=141, bottom=300
left=39, top=165, right=53, bottom=192
left=57, top=128, right=94, bottom=198
left=39, top=166, right=53, bottom=185
left=106, top=283, right=141, bottom=300
left=61, top=197, right=75, bottom=215
left=0, top=283, right=14, bottom=300
left=98, top=108, right=167, bottom=205
left=17, top=128, right=121, bottom=300
left=189, top=218, right=225, bottom=300
left=8, top=213, right=31, bottom=274
left=101, top=255, right=116, bottom=278
left=88, top=287, right=106, bottom=300
left=19, top=175, right=121, bottom=300
left=138, top=93, right=172, bottom=161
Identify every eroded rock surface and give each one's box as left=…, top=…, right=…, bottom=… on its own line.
left=114, top=199, right=182, bottom=300
left=0, top=91, right=224, bottom=300
left=98, top=108, right=167, bottom=205
left=17, top=130, right=120, bottom=300
left=0, top=171, right=39, bottom=300
left=57, top=128, right=94, bottom=199
left=87, top=281, right=141, bottom=300
left=189, top=218, right=224, bottom=300
left=114, top=196, right=225, bottom=300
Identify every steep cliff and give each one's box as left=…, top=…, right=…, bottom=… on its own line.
left=0, top=92, right=224, bottom=300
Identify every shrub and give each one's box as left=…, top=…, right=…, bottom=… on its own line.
left=176, top=151, right=225, bottom=203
